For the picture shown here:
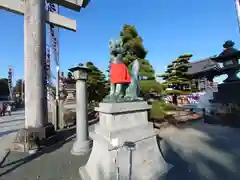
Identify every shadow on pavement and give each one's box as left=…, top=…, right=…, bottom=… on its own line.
left=0, top=123, right=24, bottom=129
left=0, top=119, right=24, bottom=125
left=157, top=122, right=240, bottom=180
left=0, top=129, right=20, bottom=137
left=0, top=127, right=77, bottom=177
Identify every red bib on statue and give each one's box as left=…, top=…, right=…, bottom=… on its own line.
left=110, top=64, right=131, bottom=84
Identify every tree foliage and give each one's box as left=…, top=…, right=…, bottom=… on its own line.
left=139, top=80, right=163, bottom=95
left=0, top=78, right=9, bottom=98
left=120, top=24, right=162, bottom=95
left=14, top=79, right=24, bottom=95
left=158, top=54, right=192, bottom=95
left=86, top=61, right=109, bottom=102
left=66, top=62, right=108, bottom=103
left=120, top=24, right=155, bottom=80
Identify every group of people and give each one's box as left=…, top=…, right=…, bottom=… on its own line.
left=0, top=102, right=12, bottom=116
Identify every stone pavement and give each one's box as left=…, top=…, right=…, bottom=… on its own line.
left=1, top=120, right=240, bottom=180
left=0, top=110, right=25, bottom=163
left=0, top=138, right=89, bottom=180
left=159, top=121, right=240, bottom=180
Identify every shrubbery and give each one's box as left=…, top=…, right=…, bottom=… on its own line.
left=150, top=100, right=176, bottom=118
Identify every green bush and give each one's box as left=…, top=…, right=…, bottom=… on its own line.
left=150, top=100, right=176, bottom=118
left=139, top=80, right=163, bottom=96
left=164, top=89, right=191, bottom=95
left=150, top=101, right=166, bottom=117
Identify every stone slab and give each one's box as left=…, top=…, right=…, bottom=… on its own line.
left=93, top=123, right=155, bottom=144
left=95, top=101, right=151, bottom=114
left=95, top=101, right=151, bottom=132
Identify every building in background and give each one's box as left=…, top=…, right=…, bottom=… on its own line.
left=186, top=58, right=220, bottom=91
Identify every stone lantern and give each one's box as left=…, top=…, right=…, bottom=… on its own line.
left=69, top=65, right=92, bottom=156
left=211, top=40, right=240, bottom=82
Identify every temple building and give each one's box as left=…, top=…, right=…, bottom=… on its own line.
left=186, top=58, right=220, bottom=91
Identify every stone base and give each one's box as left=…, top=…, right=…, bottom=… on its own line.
left=212, top=81, right=240, bottom=103
left=71, top=139, right=93, bottom=156
left=11, top=123, right=55, bottom=152
left=79, top=101, right=172, bottom=180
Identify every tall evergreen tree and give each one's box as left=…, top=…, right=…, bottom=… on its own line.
left=159, top=54, right=192, bottom=94
left=0, top=78, right=10, bottom=99
left=120, top=24, right=162, bottom=95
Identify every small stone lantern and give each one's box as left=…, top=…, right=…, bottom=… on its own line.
left=69, top=65, right=92, bottom=156
left=69, top=65, right=90, bottom=81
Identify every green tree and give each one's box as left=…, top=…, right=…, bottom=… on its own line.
left=13, top=79, right=24, bottom=97
left=0, top=78, right=10, bottom=98
left=85, top=62, right=108, bottom=103
left=158, top=54, right=192, bottom=95
left=120, top=24, right=162, bottom=95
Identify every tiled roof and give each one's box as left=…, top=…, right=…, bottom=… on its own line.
left=186, top=58, right=219, bottom=75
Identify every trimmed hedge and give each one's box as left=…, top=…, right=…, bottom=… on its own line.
left=150, top=100, right=176, bottom=118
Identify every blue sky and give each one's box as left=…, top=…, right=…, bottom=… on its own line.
left=0, top=0, right=239, bottom=84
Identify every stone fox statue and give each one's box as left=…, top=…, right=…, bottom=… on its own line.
left=105, top=39, right=141, bottom=102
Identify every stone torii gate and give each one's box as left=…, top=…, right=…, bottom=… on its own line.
left=0, top=0, right=89, bottom=145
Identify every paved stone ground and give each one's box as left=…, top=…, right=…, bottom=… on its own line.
left=1, top=120, right=240, bottom=180
left=0, top=138, right=89, bottom=180
left=0, top=110, right=25, bottom=162
left=159, top=120, right=240, bottom=180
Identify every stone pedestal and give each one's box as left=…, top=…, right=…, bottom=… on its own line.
left=211, top=81, right=240, bottom=103
left=79, top=101, right=171, bottom=180
left=11, top=123, right=55, bottom=152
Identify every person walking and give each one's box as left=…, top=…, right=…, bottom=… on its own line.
left=1, top=103, right=6, bottom=116
left=6, top=103, right=12, bottom=116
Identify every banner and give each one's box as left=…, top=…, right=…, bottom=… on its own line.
left=8, top=67, right=13, bottom=100
left=45, top=47, right=51, bottom=85
left=47, top=2, right=59, bottom=66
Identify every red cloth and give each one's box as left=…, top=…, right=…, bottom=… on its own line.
left=110, top=63, right=131, bottom=84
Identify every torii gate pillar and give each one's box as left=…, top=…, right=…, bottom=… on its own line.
left=0, top=0, right=90, bottom=152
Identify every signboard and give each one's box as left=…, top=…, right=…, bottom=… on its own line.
left=47, top=0, right=90, bottom=11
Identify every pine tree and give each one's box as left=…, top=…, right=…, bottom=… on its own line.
left=159, top=54, right=192, bottom=95
left=120, top=24, right=162, bottom=95
left=0, top=78, right=9, bottom=98
left=86, top=62, right=108, bottom=103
